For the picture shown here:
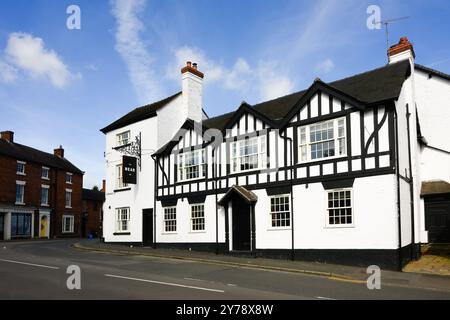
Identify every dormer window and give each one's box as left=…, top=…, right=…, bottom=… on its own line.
left=178, top=149, right=206, bottom=181
left=116, top=131, right=131, bottom=147
left=231, top=136, right=266, bottom=173
left=298, top=117, right=346, bottom=162
left=17, top=161, right=26, bottom=175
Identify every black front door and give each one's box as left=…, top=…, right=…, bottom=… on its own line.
left=425, top=194, right=450, bottom=243
left=232, top=198, right=251, bottom=251
left=0, top=214, right=4, bottom=240
left=142, top=209, right=153, bottom=246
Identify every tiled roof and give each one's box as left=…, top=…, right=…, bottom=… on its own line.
left=100, top=92, right=182, bottom=134
left=0, top=140, right=83, bottom=174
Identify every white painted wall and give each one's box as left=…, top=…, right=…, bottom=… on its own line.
left=103, top=117, right=158, bottom=243
left=156, top=194, right=225, bottom=245
left=292, top=175, right=398, bottom=249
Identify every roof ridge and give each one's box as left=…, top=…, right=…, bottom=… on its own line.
left=329, top=60, right=409, bottom=85
left=134, top=91, right=182, bottom=112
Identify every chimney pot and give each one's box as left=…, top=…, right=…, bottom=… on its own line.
left=187, top=61, right=192, bottom=67
left=388, top=36, right=415, bottom=63
left=1, top=131, right=14, bottom=143
left=192, top=63, right=198, bottom=69
left=101, top=179, right=106, bottom=192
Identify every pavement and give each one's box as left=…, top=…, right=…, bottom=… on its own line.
left=404, top=244, right=450, bottom=276
left=0, top=239, right=450, bottom=300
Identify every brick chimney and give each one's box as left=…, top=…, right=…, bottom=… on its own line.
left=54, top=145, right=64, bottom=158
left=101, top=179, right=106, bottom=192
left=181, top=61, right=204, bottom=122
left=388, top=37, right=415, bottom=64
left=1, top=131, right=14, bottom=142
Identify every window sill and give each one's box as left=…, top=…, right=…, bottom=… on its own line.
left=62, top=231, right=75, bottom=234
left=297, top=154, right=347, bottom=165
left=267, top=227, right=292, bottom=231
left=66, top=182, right=73, bottom=185
left=324, top=224, right=355, bottom=229
left=114, top=187, right=131, bottom=193
left=161, top=232, right=178, bottom=235
left=65, top=206, right=72, bottom=209
left=113, top=232, right=131, bottom=236
left=189, top=230, right=206, bottom=234
left=178, top=177, right=205, bottom=183
left=15, top=202, right=25, bottom=206
left=230, top=168, right=263, bottom=175
left=41, top=204, right=50, bottom=207
left=16, top=172, right=26, bottom=176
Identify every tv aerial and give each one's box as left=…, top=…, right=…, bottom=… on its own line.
left=375, top=16, right=410, bottom=52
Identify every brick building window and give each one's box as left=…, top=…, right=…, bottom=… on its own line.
left=41, top=185, right=50, bottom=206
left=15, top=181, right=25, bottom=205
left=65, top=189, right=72, bottom=208
left=62, top=215, right=74, bottom=233
left=42, top=167, right=50, bottom=180
left=66, top=172, right=73, bottom=184
left=17, top=161, right=26, bottom=175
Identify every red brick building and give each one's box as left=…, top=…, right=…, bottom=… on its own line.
left=82, top=187, right=105, bottom=238
left=0, top=131, right=84, bottom=240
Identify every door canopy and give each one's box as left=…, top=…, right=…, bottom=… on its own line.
left=218, top=185, right=258, bottom=206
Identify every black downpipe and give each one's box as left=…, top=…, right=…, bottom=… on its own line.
left=406, top=104, right=416, bottom=260
left=280, top=129, right=295, bottom=261
left=394, top=107, right=403, bottom=270
left=213, top=148, right=219, bottom=255
left=151, top=154, right=159, bottom=249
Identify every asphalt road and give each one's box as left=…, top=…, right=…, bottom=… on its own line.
left=0, top=240, right=449, bottom=300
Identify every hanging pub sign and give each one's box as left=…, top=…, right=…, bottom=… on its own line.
left=122, top=156, right=137, bottom=184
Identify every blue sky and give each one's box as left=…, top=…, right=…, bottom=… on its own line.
left=0, top=0, right=449, bottom=188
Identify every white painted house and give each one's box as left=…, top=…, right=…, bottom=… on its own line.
left=102, top=38, right=450, bottom=270
left=101, top=62, right=205, bottom=244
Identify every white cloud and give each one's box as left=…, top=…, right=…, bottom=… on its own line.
left=169, top=46, right=294, bottom=102
left=0, top=59, right=18, bottom=83
left=111, top=0, right=163, bottom=104
left=4, top=32, right=74, bottom=88
left=315, top=58, right=335, bottom=74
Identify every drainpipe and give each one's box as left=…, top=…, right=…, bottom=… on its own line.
left=406, top=104, right=416, bottom=260
left=213, top=148, right=219, bottom=255
left=393, top=107, right=403, bottom=271
left=151, top=154, right=159, bottom=249
left=280, top=129, right=295, bottom=261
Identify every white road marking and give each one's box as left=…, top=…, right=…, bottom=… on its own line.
left=0, top=258, right=60, bottom=270
left=105, top=274, right=225, bottom=293
left=316, top=296, right=337, bottom=300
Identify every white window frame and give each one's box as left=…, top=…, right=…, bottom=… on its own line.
left=190, top=204, right=205, bottom=232
left=298, top=117, right=346, bottom=163
left=178, top=149, right=206, bottom=182
left=65, top=172, right=73, bottom=184
left=325, top=188, right=354, bottom=228
left=62, top=215, right=74, bottom=233
left=116, top=207, right=130, bottom=232
left=41, top=184, right=50, bottom=206
left=116, top=164, right=128, bottom=189
left=65, top=189, right=72, bottom=208
left=16, top=161, right=26, bottom=175
left=116, top=130, right=131, bottom=147
left=15, top=181, right=26, bottom=205
left=231, top=136, right=267, bottom=174
left=42, top=167, right=50, bottom=180
left=163, top=207, right=177, bottom=233
left=269, top=194, right=291, bottom=229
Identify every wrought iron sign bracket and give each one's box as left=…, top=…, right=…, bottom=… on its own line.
left=115, top=132, right=142, bottom=171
